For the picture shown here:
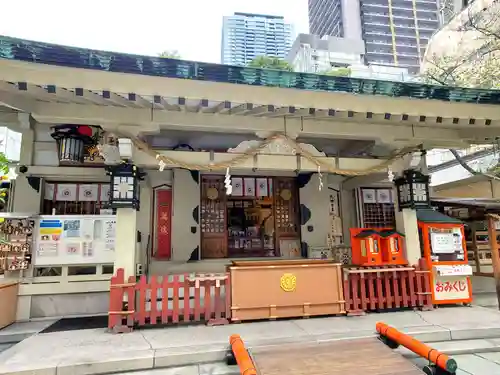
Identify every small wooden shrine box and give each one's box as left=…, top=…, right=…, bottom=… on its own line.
left=379, top=229, right=407, bottom=265
left=350, top=228, right=383, bottom=266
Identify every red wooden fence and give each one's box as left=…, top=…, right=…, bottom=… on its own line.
left=108, top=269, right=231, bottom=332
left=343, top=258, right=432, bottom=315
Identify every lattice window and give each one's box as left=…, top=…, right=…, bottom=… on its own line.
left=360, top=188, right=395, bottom=228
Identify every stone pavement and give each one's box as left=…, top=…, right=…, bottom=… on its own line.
left=2, top=306, right=500, bottom=375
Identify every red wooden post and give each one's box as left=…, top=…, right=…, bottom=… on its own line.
left=360, top=273, right=368, bottom=311
left=376, top=271, right=384, bottom=310
left=160, top=276, right=169, bottom=323
left=207, top=276, right=230, bottom=326
left=367, top=273, right=376, bottom=310
left=150, top=276, right=159, bottom=325
left=172, top=275, right=180, bottom=324
left=351, top=273, right=360, bottom=311
left=400, top=270, right=409, bottom=307
left=383, top=271, right=392, bottom=308
left=204, top=279, right=212, bottom=321
left=343, top=271, right=352, bottom=312
left=108, top=268, right=125, bottom=330
left=214, top=280, right=222, bottom=320
left=393, top=271, right=400, bottom=308
left=183, top=274, right=190, bottom=323
left=136, top=275, right=148, bottom=326
left=345, top=271, right=364, bottom=315
left=194, top=279, right=201, bottom=321
left=126, top=275, right=136, bottom=328
left=408, top=267, right=417, bottom=306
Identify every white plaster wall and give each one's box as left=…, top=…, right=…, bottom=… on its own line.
left=30, top=292, right=108, bottom=318
left=13, top=128, right=42, bottom=213
left=33, top=123, right=59, bottom=167
left=300, top=173, right=329, bottom=248
left=11, top=176, right=42, bottom=213
left=171, top=169, right=200, bottom=261
left=135, top=178, right=155, bottom=269
left=340, top=188, right=356, bottom=246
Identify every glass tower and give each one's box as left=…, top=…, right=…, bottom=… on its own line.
left=221, top=12, right=295, bottom=66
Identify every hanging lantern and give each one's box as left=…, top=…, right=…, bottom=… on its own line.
left=50, top=125, right=100, bottom=163
left=106, top=162, right=146, bottom=210
left=394, top=169, right=430, bottom=211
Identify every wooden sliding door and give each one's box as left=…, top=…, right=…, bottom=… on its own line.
left=200, top=176, right=227, bottom=259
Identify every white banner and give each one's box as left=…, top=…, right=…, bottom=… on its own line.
left=78, top=184, right=99, bottom=201
left=376, top=189, right=392, bottom=204
left=231, top=178, right=243, bottom=196
left=55, top=184, right=77, bottom=201
left=362, top=189, right=376, bottom=203
left=100, top=184, right=110, bottom=202
left=244, top=178, right=256, bottom=197
left=256, top=178, right=269, bottom=197
left=44, top=183, right=55, bottom=200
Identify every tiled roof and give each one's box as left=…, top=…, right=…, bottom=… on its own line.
left=1, top=35, right=500, bottom=105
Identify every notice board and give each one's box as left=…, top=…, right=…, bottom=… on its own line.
left=33, top=215, right=116, bottom=266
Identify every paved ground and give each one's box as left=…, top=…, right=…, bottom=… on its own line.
left=0, top=275, right=498, bottom=374
left=2, top=306, right=500, bottom=375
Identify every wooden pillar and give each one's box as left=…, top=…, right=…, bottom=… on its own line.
left=487, top=216, right=500, bottom=309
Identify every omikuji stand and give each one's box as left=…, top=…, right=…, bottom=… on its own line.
left=379, top=229, right=407, bottom=265
left=350, top=228, right=383, bottom=266
left=417, top=209, right=472, bottom=305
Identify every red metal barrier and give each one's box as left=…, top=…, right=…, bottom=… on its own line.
left=108, top=269, right=231, bottom=332
left=377, top=322, right=458, bottom=374
left=343, top=258, right=432, bottom=315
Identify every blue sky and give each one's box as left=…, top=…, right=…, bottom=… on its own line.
left=1, top=0, right=309, bottom=63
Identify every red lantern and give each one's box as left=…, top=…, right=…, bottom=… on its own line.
left=77, top=125, right=93, bottom=137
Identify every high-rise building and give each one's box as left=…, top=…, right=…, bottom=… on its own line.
left=221, top=12, right=295, bottom=66
left=308, top=0, right=441, bottom=73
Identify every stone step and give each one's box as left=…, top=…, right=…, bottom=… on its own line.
left=0, top=343, right=14, bottom=354
left=112, top=338, right=500, bottom=375
left=0, top=320, right=58, bottom=344
left=5, top=323, right=500, bottom=375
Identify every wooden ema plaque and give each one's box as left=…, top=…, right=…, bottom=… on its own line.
left=0, top=219, right=34, bottom=272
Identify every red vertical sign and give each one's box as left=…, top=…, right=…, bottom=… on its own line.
left=155, top=189, right=172, bottom=259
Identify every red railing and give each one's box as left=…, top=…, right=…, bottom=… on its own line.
left=343, top=258, right=432, bottom=315
left=108, top=269, right=231, bottom=332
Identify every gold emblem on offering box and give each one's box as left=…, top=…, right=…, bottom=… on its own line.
left=280, top=189, right=292, bottom=201
left=280, top=273, right=296, bottom=292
